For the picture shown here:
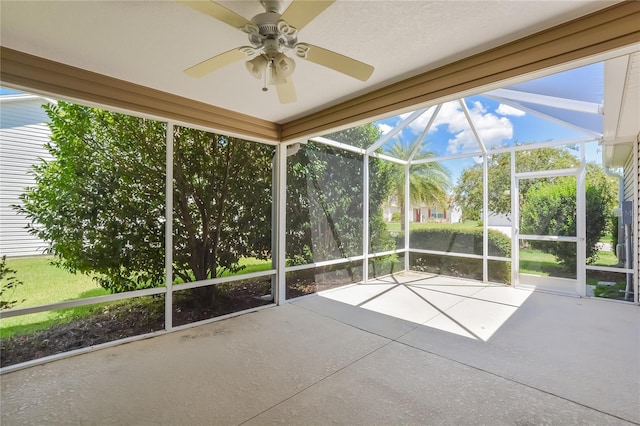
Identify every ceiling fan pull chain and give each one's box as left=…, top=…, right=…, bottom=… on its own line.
left=262, top=65, right=269, bottom=92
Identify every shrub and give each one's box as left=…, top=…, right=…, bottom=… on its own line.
left=521, top=173, right=614, bottom=271
left=407, top=227, right=511, bottom=283
left=391, top=212, right=401, bottom=222
left=408, top=227, right=511, bottom=257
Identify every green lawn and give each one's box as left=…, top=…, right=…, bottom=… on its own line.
left=1, top=256, right=272, bottom=338
left=218, top=257, right=272, bottom=277
left=519, top=247, right=623, bottom=279
left=1, top=257, right=107, bottom=337
left=3, top=256, right=106, bottom=309
left=519, top=248, right=573, bottom=278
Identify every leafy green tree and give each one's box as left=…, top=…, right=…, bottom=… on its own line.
left=18, top=102, right=273, bottom=301
left=386, top=139, right=450, bottom=230
left=520, top=164, right=616, bottom=270
left=454, top=146, right=580, bottom=221
left=286, top=124, right=395, bottom=265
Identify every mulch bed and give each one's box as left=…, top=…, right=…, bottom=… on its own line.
left=1, top=281, right=271, bottom=368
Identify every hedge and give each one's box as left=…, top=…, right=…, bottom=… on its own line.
left=404, top=227, right=512, bottom=284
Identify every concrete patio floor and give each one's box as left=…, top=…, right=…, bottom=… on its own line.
left=1, top=272, right=638, bottom=425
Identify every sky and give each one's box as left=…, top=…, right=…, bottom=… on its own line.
left=371, top=62, right=604, bottom=185
left=0, top=87, right=23, bottom=96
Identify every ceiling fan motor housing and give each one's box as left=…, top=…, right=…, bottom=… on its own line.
left=246, top=12, right=298, bottom=52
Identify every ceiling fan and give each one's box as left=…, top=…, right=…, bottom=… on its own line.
left=179, top=0, right=374, bottom=104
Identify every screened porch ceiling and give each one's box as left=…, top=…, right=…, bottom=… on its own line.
left=0, top=1, right=638, bottom=156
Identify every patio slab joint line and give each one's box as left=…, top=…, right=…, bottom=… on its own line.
left=236, top=337, right=395, bottom=426
left=288, top=295, right=638, bottom=425
left=394, top=339, right=640, bottom=425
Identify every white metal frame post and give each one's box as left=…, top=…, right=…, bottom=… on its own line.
left=362, top=153, right=370, bottom=282
left=482, top=154, right=489, bottom=282
left=164, top=122, right=174, bottom=331
left=404, top=163, right=411, bottom=271
left=576, top=143, right=587, bottom=297
left=276, top=143, right=288, bottom=305
left=511, top=151, right=518, bottom=287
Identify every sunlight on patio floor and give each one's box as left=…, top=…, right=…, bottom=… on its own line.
left=319, top=272, right=532, bottom=341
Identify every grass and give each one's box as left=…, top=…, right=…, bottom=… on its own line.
left=218, top=257, right=272, bottom=277
left=599, top=234, right=613, bottom=244
left=519, top=246, right=627, bottom=300
left=3, top=256, right=106, bottom=309
left=591, top=249, right=619, bottom=267
left=1, top=256, right=272, bottom=338
left=1, top=256, right=108, bottom=338
left=519, top=248, right=574, bottom=278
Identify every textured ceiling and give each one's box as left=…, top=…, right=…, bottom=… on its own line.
left=0, top=1, right=617, bottom=123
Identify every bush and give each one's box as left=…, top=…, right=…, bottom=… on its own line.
left=408, top=227, right=511, bottom=257
left=407, top=227, right=511, bottom=283
left=521, top=173, right=614, bottom=271
left=391, top=212, right=401, bottom=222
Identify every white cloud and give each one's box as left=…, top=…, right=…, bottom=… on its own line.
left=496, top=103, right=526, bottom=116
left=382, top=101, right=514, bottom=155
left=400, top=105, right=439, bottom=134
left=442, top=101, right=514, bottom=154
left=377, top=123, right=394, bottom=135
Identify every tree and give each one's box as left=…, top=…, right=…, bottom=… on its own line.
left=521, top=164, right=616, bottom=270
left=454, top=145, right=580, bottom=221
left=385, top=139, right=450, bottom=230
left=18, top=102, right=273, bottom=301
left=286, top=124, right=395, bottom=265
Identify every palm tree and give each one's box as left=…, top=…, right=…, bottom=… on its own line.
left=386, top=138, right=451, bottom=231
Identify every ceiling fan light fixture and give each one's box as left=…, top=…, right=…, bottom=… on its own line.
left=269, top=52, right=295, bottom=85
left=245, top=55, right=269, bottom=79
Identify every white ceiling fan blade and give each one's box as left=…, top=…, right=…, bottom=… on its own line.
left=276, top=78, right=297, bottom=104
left=280, top=0, right=335, bottom=31
left=298, top=44, right=374, bottom=82
left=178, top=0, right=251, bottom=29
left=184, top=48, right=247, bottom=78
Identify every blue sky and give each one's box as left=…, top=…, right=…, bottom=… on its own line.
left=0, top=87, right=23, bottom=96
left=372, top=62, right=604, bottom=185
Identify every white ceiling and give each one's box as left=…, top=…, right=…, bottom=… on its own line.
left=0, top=0, right=617, bottom=124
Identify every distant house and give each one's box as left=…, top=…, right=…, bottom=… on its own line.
left=383, top=196, right=461, bottom=224
left=0, top=92, right=53, bottom=257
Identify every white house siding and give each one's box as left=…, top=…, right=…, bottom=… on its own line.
left=623, top=152, right=634, bottom=202
left=0, top=95, right=52, bottom=257
left=623, top=142, right=639, bottom=300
